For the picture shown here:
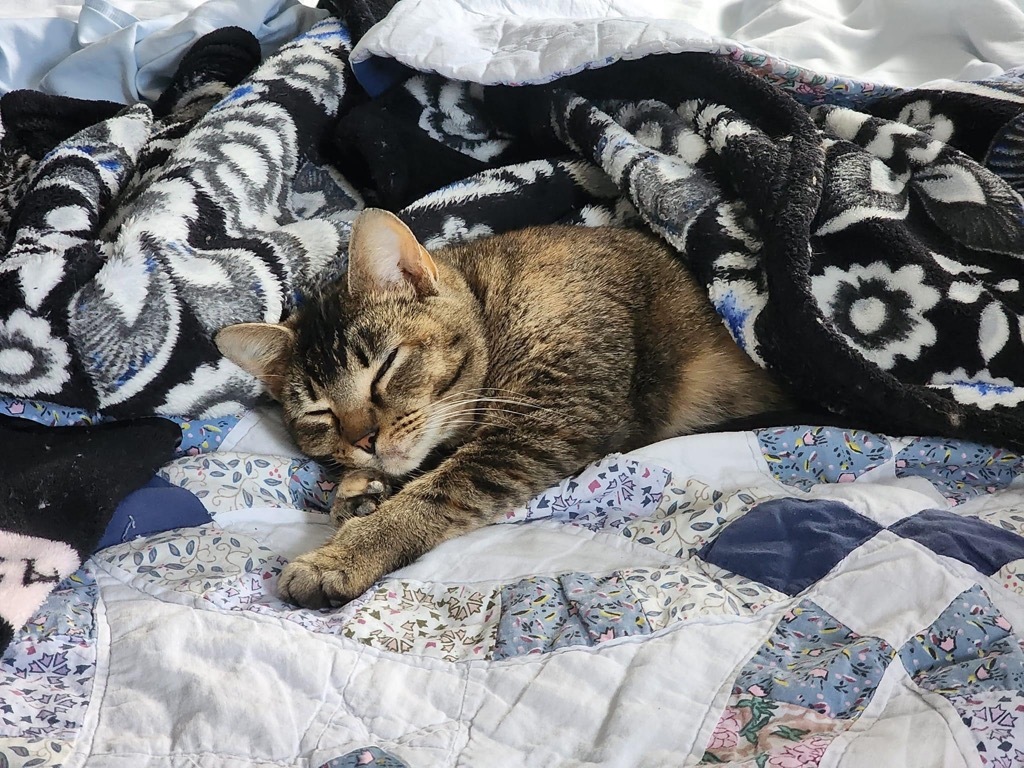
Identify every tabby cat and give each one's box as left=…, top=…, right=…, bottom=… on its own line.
left=215, top=208, right=788, bottom=608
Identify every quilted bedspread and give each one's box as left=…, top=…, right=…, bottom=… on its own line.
left=5, top=2, right=1024, bottom=766
left=7, top=403, right=1024, bottom=767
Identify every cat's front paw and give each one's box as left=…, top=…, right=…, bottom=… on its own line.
left=330, top=469, right=393, bottom=527
left=277, top=534, right=385, bottom=609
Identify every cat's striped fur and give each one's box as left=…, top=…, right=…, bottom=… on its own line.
left=216, top=209, right=788, bottom=608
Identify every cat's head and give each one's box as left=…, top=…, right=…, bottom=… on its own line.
left=215, top=208, right=487, bottom=477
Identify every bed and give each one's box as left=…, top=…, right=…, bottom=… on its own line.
left=4, top=2, right=1024, bottom=766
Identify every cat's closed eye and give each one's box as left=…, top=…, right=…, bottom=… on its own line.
left=374, top=347, right=400, bottom=385
left=370, top=347, right=402, bottom=405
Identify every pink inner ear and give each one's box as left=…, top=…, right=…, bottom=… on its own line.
left=349, top=209, right=438, bottom=296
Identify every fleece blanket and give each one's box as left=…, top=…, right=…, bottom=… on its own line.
left=4, top=13, right=1024, bottom=441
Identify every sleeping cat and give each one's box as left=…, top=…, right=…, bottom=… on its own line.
left=215, top=208, right=789, bottom=608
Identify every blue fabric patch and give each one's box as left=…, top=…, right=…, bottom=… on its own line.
left=756, top=425, right=891, bottom=491
left=733, top=600, right=895, bottom=718
left=493, top=573, right=649, bottom=660
left=319, top=747, right=407, bottom=767
left=351, top=54, right=414, bottom=98
left=900, top=585, right=1024, bottom=696
left=0, top=397, right=100, bottom=426
left=288, top=457, right=337, bottom=512
left=175, top=415, right=242, bottom=457
left=96, top=476, right=211, bottom=550
left=894, top=437, right=1023, bottom=506
left=889, top=508, right=1024, bottom=575
left=698, top=498, right=883, bottom=595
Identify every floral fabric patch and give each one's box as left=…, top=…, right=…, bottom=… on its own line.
left=319, top=746, right=408, bottom=767
left=98, top=524, right=360, bottom=636
left=159, top=452, right=337, bottom=513
left=344, top=583, right=499, bottom=660
left=949, top=691, right=1024, bottom=768
left=733, top=600, right=895, bottom=719
left=995, top=559, right=1024, bottom=598
left=288, top=456, right=338, bottom=512
left=723, top=47, right=899, bottom=108
left=621, top=479, right=771, bottom=560
left=701, top=600, right=895, bottom=765
left=900, top=585, right=1024, bottom=695
left=0, top=398, right=99, bottom=427
left=514, top=455, right=670, bottom=530
left=701, top=698, right=848, bottom=766
left=0, top=738, right=72, bottom=768
left=756, top=426, right=892, bottom=491
left=97, top=526, right=281, bottom=598
left=894, top=438, right=1023, bottom=506
left=174, top=415, right=243, bottom=457
left=492, top=573, right=650, bottom=660
left=621, top=565, right=785, bottom=631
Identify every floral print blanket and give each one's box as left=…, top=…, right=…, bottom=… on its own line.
left=6, top=402, right=1024, bottom=767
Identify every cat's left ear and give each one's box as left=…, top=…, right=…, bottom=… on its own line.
left=348, top=208, right=439, bottom=299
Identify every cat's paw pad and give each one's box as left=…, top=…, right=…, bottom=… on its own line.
left=277, top=553, right=364, bottom=609
left=330, top=470, right=392, bottom=526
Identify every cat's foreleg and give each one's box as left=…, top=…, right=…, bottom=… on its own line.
left=278, top=427, right=581, bottom=608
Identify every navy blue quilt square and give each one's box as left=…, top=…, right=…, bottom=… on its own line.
left=889, top=508, right=1024, bottom=575
left=96, top=476, right=211, bottom=550
left=698, top=498, right=883, bottom=595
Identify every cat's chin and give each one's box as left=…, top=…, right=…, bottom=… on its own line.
left=377, top=439, right=449, bottom=479
left=377, top=450, right=426, bottom=479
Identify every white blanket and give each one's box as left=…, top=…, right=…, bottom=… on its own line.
left=351, top=0, right=1024, bottom=89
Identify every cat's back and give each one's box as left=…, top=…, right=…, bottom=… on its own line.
left=438, top=224, right=704, bottom=315
left=434, top=224, right=784, bottom=438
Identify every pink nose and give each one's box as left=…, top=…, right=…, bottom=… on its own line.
left=354, top=429, right=378, bottom=454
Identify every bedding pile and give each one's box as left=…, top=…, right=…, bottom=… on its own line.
left=4, top=1, right=1024, bottom=765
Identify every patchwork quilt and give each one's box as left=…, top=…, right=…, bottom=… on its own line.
left=5, top=2, right=1024, bottom=766
left=7, top=403, right=1024, bottom=766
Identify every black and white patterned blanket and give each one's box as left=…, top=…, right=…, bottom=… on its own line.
left=3, top=17, right=1024, bottom=445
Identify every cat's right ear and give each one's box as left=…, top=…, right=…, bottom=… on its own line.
left=215, top=323, right=295, bottom=400
left=347, top=208, right=439, bottom=298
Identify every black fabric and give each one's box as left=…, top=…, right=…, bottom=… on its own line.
left=0, top=415, right=181, bottom=557
left=0, top=618, right=12, bottom=656
left=333, top=99, right=491, bottom=209
left=0, top=91, right=123, bottom=160
left=0, top=414, right=180, bottom=655
left=317, top=0, right=398, bottom=42
left=151, top=25, right=262, bottom=117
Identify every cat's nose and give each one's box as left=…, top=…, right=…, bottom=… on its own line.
left=354, top=428, right=378, bottom=454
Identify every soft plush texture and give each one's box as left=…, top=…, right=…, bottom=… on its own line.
left=4, top=9, right=1024, bottom=448
left=0, top=20, right=359, bottom=419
